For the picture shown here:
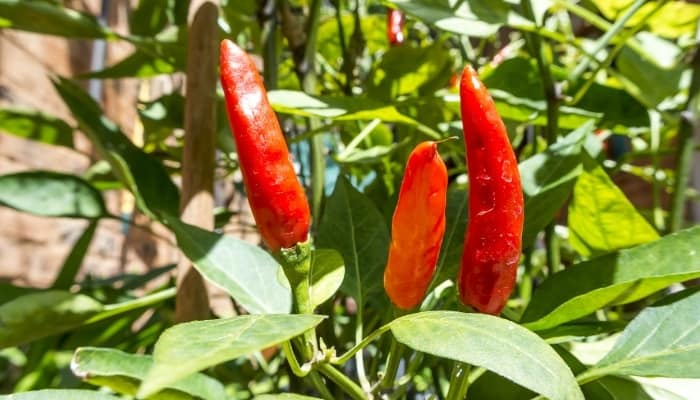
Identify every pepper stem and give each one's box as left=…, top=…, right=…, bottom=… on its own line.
left=275, top=240, right=316, bottom=355
left=446, top=362, right=471, bottom=400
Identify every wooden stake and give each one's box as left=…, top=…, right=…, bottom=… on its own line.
left=175, top=1, right=218, bottom=322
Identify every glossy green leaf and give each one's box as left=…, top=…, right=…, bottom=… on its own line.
left=386, top=0, right=524, bottom=37
left=0, top=108, right=74, bottom=147
left=268, top=90, right=418, bottom=125
left=52, top=220, right=98, bottom=290
left=138, top=314, right=325, bottom=398
left=0, top=171, right=106, bottom=218
left=0, top=0, right=113, bottom=38
left=591, top=0, right=700, bottom=39
left=522, top=226, right=700, bottom=331
left=569, top=157, right=659, bottom=257
left=367, top=44, right=453, bottom=100
left=0, top=291, right=103, bottom=348
left=616, top=45, right=684, bottom=108
left=167, top=217, right=292, bottom=314
left=587, top=288, right=700, bottom=379
left=80, top=50, right=176, bottom=79
left=0, top=390, right=119, bottom=400
left=482, top=57, right=647, bottom=131
left=317, top=176, right=390, bottom=306
left=255, top=395, right=322, bottom=400
left=390, top=311, right=584, bottom=400
left=52, top=77, right=180, bottom=219
left=443, top=90, right=600, bottom=131
left=309, top=249, right=345, bottom=309
left=519, top=122, right=591, bottom=246
left=71, top=347, right=226, bottom=400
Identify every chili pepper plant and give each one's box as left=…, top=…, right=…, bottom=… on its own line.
left=0, top=0, right=699, bottom=399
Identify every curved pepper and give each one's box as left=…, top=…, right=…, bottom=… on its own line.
left=458, top=65, right=524, bottom=315
left=384, top=141, right=448, bottom=310
left=220, top=39, right=310, bottom=252
left=387, top=8, right=405, bottom=46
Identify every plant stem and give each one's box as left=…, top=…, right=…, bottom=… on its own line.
left=331, top=323, right=392, bottom=365
left=569, top=0, right=646, bottom=85
left=301, top=0, right=326, bottom=225
left=282, top=341, right=311, bottom=377
left=85, top=287, right=176, bottom=324
left=378, top=336, right=403, bottom=389
left=355, top=300, right=372, bottom=392
left=446, top=362, right=471, bottom=400
left=338, top=118, right=381, bottom=159
left=276, top=242, right=317, bottom=353
left=522, top=0, right=561, bottom=273
left=569, top=0, right=669, bottom=105
left=669, top=39, right=700, bottom=232
left=650, top=111, right=666, bottom=231
left=260, top=0, right=279, bottom=89
left=316, top=363, right=367, bottom=400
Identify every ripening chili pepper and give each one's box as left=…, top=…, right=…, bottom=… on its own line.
left=384, top=141, right=448, bottom=310
left=387, top=8, right=405, bottom=46
left=458, top=65, right=524, bottom=315
left=220, top=39, right=310, bottom=252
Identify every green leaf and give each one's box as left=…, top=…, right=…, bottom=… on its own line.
left=166, top=217, right=292, bottom=314
left=0, top=0, right=113, bottom=38
left=138, top=314, right=325, bottom=398
left=591, top=0, right=700, bottom=39
left=522, top=226, right=700, bottom=331
left=569, top=156, right=659, bottom=258
left=390, top=311, right=584, bottom=400
left=52, top=220, right=98, bottom=290
left=268, top=90, right=418, bottom=125
left=367, top=44, right=454, bottom=100
left=80, top=50, right=176, bottom=79
left=0, top=171, right=106, bottom=218
left=71, top=347, right=226, bottom=400
left=586, top=288, right=700, bottom=379
left=538, top=321, right=627, bottom=344
left=129, top=0, right=170, bottom=36
left=0, top=108, right=74, bottom=147
left=0, top=291, right=103, bottom=348
left=595, top=376, right=686, bottom=400
left=468, top=371, right=534, bottom=400
left=493, top=90, right=602, bottom=130
left=387, top=0, right=521, bottom=37
left=519, top=122, right=591, bottom=246
left=0, top=283, right=37, bottom=305
left=309, top=249, right=345, bottom=309
left=0, top=390, right=119, bottom=400
left=52, top=77, right=180, bottom=219
left=616, top=44, right=684, bottom=108
left=317, top=176, right=390, bottom=306
left=255, top=395, right=322, bottom=400
left=432, top=189, right=467, bottom=287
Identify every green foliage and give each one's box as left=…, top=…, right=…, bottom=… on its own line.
left=0, top=172, right=106, bottom=218
left=390, top=311, right=584, bottom=400
left=1, top=0, right=699, bottom=398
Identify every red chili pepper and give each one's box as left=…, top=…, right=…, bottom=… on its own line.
left=384, top=141, right=448, bottom=310
left=220, top=39, right=310, bottom=252
left=387, top=8, right=405, bottom=46
left=458, top=65, right=524, bottom=315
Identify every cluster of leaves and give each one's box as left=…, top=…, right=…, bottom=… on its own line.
left=0, top=0, right=699, bottom=399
